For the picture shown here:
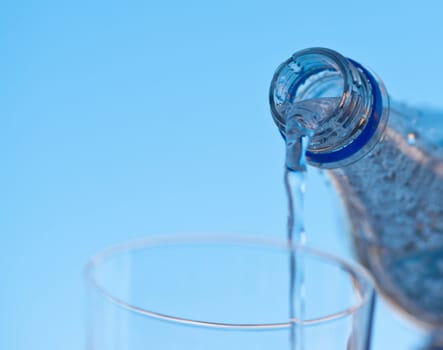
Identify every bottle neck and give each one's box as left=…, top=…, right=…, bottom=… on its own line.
left=270, top=48, right=390, bottom=168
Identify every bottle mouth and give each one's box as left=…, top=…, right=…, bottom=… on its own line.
left=270, top=48, right=389, bottom=168
left=270, top=48, right=349, bottom=134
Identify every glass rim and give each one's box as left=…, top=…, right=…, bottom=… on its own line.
left=84, top=234, right=375, bottom=330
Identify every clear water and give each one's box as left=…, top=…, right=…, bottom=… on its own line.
left=284, top=100, right=317, bottom=350
left=284, top=150, right=308, bottom=350
left=329, top=113, right=443, bottom=328
left=280, top=90, right=443, bottom=350
left=312, top=102, right=443, bottom=330
left=281, top=96, right=348, bottom=154
left=283, top=97, right=443, bottom=345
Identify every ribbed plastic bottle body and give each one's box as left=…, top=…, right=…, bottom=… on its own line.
left=270, top=48, right=443, bottom=329
left=328, top=103, right=443, bottom=328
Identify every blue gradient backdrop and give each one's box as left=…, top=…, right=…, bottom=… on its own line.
left=1, top=1, right=443, bottom=349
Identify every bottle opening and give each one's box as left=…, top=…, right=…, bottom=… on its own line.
left=270, top=48, right=348, bottom=135
left=270, top=48, right=389, bottom=168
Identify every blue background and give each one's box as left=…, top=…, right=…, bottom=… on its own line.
left=1, top=1, right=442, bottom=349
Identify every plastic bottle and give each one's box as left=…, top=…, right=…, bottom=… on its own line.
left=269, top=48, right=443, bottom=334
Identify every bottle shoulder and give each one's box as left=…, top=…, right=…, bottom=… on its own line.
left=389, top=101, right=443, bottom=148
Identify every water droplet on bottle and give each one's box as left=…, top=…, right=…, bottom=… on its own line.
left=407, top=132, right=417, bottom=145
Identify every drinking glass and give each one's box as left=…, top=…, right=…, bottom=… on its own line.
left=85, top=235, right=376, bottom=349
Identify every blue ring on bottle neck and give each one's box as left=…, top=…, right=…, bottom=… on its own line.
left=305, top=59, right=383, bottom=165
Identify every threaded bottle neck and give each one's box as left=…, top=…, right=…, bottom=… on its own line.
left=270, top=47, right=389, bottom=168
